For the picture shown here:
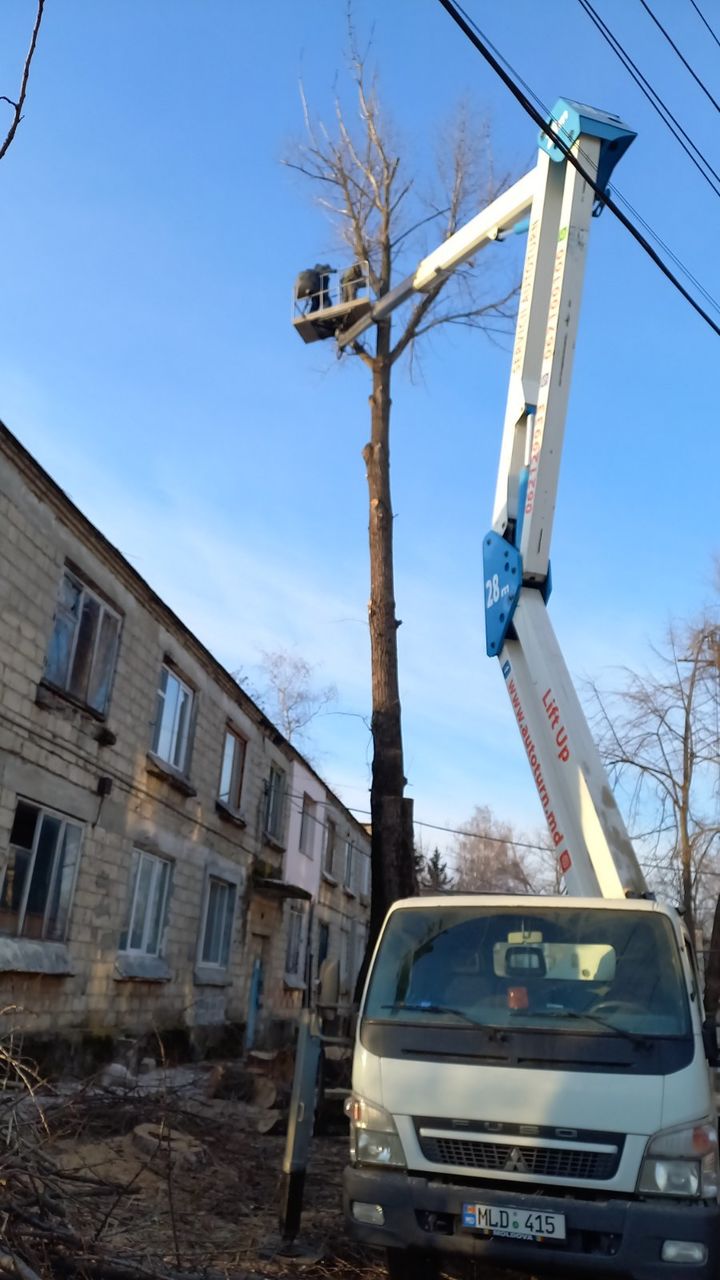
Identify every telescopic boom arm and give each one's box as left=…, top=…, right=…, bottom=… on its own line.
left=482, top=100, right=646, bottom=899
left=337, top=99, right=646, bottom=900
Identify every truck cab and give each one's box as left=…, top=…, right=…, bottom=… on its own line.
left=345, top=894, right=719, bottom=1278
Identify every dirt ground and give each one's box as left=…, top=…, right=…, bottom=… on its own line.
left=0, top=1067, right=534, bottom=1280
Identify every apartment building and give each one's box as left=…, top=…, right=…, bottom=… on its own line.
left=0, top=422, right=370, bottom=1049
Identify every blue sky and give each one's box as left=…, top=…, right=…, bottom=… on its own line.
left=1, top=0, right=718, bottom=852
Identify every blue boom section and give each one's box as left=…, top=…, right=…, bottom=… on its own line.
left=482, top=533, right=522, bottom=657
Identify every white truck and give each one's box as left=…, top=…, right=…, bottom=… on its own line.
left=342, top=101, right=720, bottom=1279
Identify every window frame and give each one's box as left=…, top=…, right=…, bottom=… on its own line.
left=359, top=851, right=371, bottom=901
left=198, top=874, right=237, bottom=969
left=264, top=765, right=286, bottom=843
left=299, top=793, right=317, bottom=858
left=1, top=799, right=84, bottom=942
left=323, top=819, right=338, bottom=880
left=217, top=726, right=247, bottom=813
left=151, top=663, right=195, bottom=775
left=343, top=838, right=355, bottom=893
left=339, top=923, right=352, bottom=993
left=44, top=567, right=121, bottom=716
left=119, top=849, right=172, bottom=958
left=285, top=899, right=305, bottom=979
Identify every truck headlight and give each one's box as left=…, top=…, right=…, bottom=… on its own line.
left=344, top=1094, right=406, bottom=1169
left=638, top=1122, right=719, bottom=1200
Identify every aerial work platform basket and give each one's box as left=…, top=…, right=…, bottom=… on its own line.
left=292, top=261, right=371, bottom=343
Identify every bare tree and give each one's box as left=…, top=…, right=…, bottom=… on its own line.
left=288, top=37, right=518, bottom=949
left=1, top=1, right=45, bottom=164
left=590, top=618, right=720, bottom=947
left=245, top=648, right=337, bottom=749
left=451, top=805, right=558, bottom=894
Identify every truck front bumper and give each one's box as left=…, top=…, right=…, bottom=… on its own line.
left=344, top=1166, right=720, bottom=1280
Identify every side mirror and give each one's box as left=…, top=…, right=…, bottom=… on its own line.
left=702, top=1017, right=719, bottom=1067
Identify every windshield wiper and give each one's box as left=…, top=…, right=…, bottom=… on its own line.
left=380, top=1001, right=482, bottom=1027
left=528, top=1008, right=653, bottom=1047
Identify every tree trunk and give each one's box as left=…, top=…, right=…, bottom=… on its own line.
left=362, top=324, right=416, bottom=957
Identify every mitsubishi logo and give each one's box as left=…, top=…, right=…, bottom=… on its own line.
left=503, top=1146, right=528, bottom=1173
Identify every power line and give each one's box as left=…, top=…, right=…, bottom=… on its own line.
left=610, top=187, right=720, bottom=314
left=450, top=0, right=720, bottom=315
left=638, top=0, right=720, bottom=114
left=690, top=0, right=720, bottom=54
left=436, top=0, right=720, bottom=338
left=452, top=0, right=720, bottom=313
left=577, top=0, right=720, bottom=200
left=349, top=806, right=552, bottom=854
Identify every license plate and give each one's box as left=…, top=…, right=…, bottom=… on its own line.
left=462, top=1202, right=566, bottom=1241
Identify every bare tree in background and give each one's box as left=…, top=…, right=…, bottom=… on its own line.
left=452, top=805, right=559, bottom=894
left=1, top=1, right=45, bottom=163
left=241, top=648, right=337, bottom=750
left=590, top=618, right=720, bottom=955
left=288, top=37, right=518, bottom=950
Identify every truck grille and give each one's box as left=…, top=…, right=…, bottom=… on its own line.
left=418, top=1134, right=620, bottom=1181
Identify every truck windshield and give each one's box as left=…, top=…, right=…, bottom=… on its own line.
left=363, top=906, right=691, bottom=1038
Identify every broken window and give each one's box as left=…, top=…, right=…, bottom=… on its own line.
left=0, top=800, right=83, bottom=941
left=44, top=568, right=121, bottom=714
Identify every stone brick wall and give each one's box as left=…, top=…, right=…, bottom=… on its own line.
left=0, top=425, right=370, bottom=1047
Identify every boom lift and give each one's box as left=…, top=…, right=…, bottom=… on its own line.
left=299, top=97, right=645, bottom=898
left=338, top=99, right=719, bottom=1280
left=481, top=101, right=645, bottom=900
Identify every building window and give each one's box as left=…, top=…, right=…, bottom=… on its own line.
left=218, top=728, right=246, bottom=811
left=299, top=794, right=316, bottom=858
left=199, top=876, right=236, bottom=968
left=317, top=920, right=330, bottom=971
left=152, top=665, right=194, bottom=772
left=354, top=922, right=368, bottom=986
left=360, top=853, right=371, bottom=899
left=285, top=900, right=305, bottom=977
left=264, top=765, right=286, bottom=841
left=0, top=800, right=83, bottom=941
left=340, top=925, right=351, bottom=994
left=343, top=839, right=355, bottom=891
left=323, top=820, right=337, bottom=878
left=44, top=569, right=120, bottom=714
left=119, top=850, right=171, bottom=956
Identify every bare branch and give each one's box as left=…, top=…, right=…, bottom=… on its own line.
left=0, top=0, right=45, bottom=164
left=351, top=339, right=373, bottom=367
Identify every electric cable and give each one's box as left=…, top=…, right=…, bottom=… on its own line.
left=451, top=0, right=720, bottom=315
left=638, top=0, right=720, bottom=114
left=436, top=0, right=720, bottom=338
left=577, top=0, right=720, bottom=199
left=457, top=0, right=720, bottom=313
left=690, top=0, right=720, bottom=53
left=349, top=806, right=553, bottom=854
left=610, top=186, right=720, bottom=313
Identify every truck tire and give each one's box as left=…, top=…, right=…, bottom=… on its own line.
left=385, top=1247, right=440, bottom=1278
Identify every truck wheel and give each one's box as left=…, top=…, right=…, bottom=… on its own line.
left=386, top=1247, right=440, bottom=1278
